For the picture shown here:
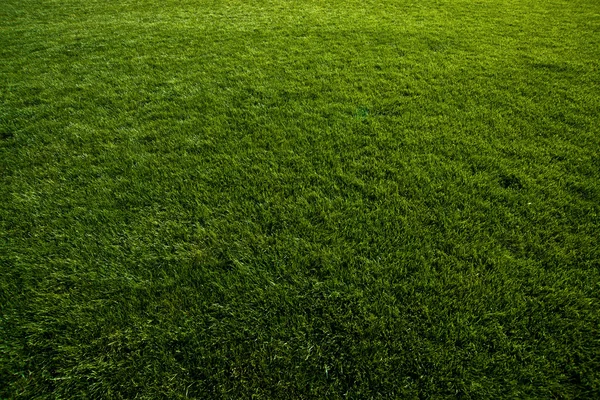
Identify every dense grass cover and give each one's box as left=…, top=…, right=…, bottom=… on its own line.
left=1, top=0, right=599, bottom=397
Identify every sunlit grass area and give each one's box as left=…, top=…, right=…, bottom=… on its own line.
left=1, top=0, right=599, bottom=397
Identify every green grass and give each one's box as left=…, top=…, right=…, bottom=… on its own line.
left=1, top=0, right=599, bottom=397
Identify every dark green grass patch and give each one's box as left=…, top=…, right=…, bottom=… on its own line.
left=1, top=0, right=599, bottom=398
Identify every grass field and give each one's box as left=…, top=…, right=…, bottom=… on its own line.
left=1, top=0, right=599, bottom=398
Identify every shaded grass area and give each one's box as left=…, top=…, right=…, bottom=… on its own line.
left=1, top=0, right=599, bottom=397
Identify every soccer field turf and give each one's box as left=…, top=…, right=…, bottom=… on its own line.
left=1, top=0, right=599, bottom=397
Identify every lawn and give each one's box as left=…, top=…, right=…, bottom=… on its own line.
left=1, top=0, right=599, bottom=398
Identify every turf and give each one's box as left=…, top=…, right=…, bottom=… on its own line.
left=1, top=0, right=599, bottom=398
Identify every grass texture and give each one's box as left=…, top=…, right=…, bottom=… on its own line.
left=1, top=0, right=599, bottom=398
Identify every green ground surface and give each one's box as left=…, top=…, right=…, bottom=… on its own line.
left=1, top=0, right=599, bottom=398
